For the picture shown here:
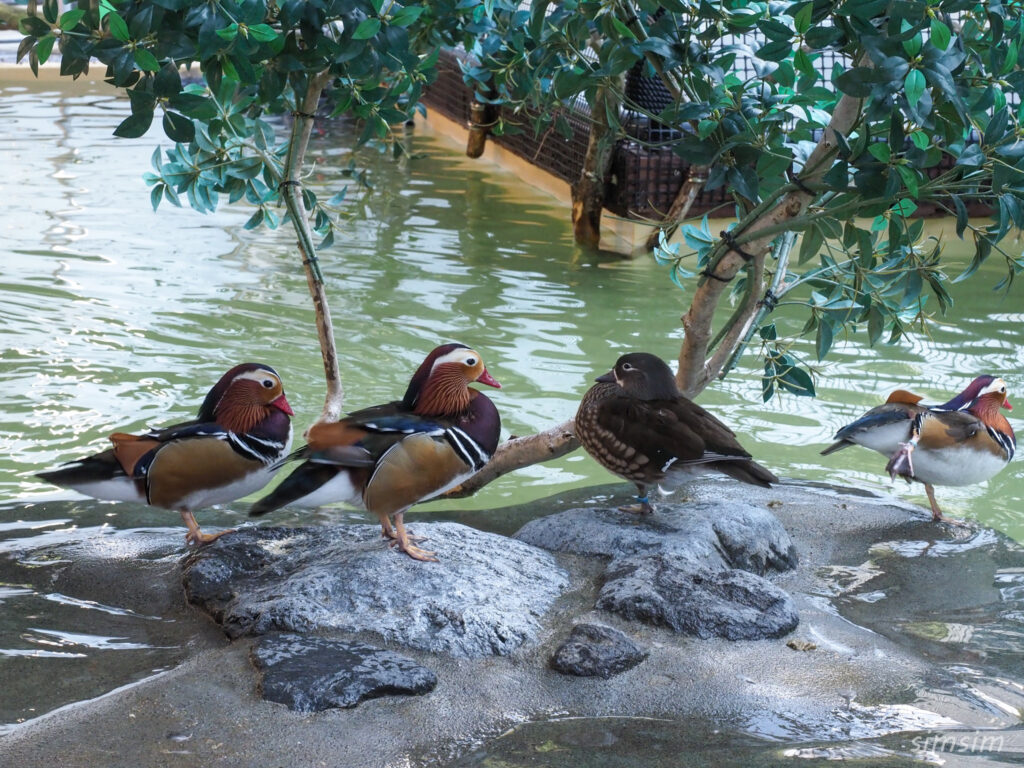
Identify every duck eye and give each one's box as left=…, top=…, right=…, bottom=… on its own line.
left=262, top=379, right=275, bottom=389
left=622, top=363, right=634, bottom=371
left=465, top=357, right=477, bottom=366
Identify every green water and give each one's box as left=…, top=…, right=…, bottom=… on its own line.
left=2, top=75, right=1024, bottom=743
left=2, top=77, right=1023, bottom=534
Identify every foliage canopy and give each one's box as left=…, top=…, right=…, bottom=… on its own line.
left=19, top=0, right=1024, bottom=401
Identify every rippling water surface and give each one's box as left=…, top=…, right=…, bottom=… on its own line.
left=2, top=75, right=1024, bottom=741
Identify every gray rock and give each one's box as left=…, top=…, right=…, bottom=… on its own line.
left=515, top=502, right=799, bottom=640
left=550, top=623, right=648, bottom=678
left=597, top=555, right=799, bottom=640
left=515, top=502, right=797, bottom=573
left=183, top=522, right=569, bottom=658
left=250, top=633, right=437, bottom=712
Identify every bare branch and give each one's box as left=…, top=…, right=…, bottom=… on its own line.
left=446, top=419, right=579, bottom=497
left=280, top=70, right=345, bottom=428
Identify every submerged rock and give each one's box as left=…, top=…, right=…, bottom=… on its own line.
left=550, top=623, right=648, bottom=678
left=516, top=502, right=798, bottom=639
left=250, top=633, right=437, bottom=712
left=183, top=522, right=570, bottom=658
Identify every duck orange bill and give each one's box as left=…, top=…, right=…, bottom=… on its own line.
left=1004, top=397, right=1013, bottom=412
left=476, top=368, right=501, bottom=388
left=272, top=394, right=294, bottom=415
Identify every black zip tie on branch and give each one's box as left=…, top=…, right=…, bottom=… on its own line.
left=701, top=269, right=734, bottom=283
left=759, top=288, right=779, bottom=311
left=789, top=172, right=814, bottom=195
left=293, top=110, right=317, bottom=119
left=719, top=230, right=758, bottom=262
left=278, top=180, right=301, bottom=190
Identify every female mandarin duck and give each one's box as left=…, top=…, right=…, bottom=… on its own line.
left=575, top=352, right=777, bottom=514
left=37, top=363, right=294, bottom=545
left=250, top=343, right=501, bottom=562
left=822, top=375, right=1015, bottom=522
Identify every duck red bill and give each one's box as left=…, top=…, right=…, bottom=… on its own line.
left=272, top=394, right=295, bottom=415
left=476, top=368, right=501, bottom=388
left=1004, top=397, right=1013, bottom=411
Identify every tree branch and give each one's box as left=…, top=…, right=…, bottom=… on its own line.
left=675, top=83, right=866, bottom=397
left=280, top=70, right=345, bottom=428
left=446, top=419, right=579, bottom=497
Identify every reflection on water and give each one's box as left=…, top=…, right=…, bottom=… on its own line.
left=3, top=78, right=1024, bottom=743
left=447, top=715, right=1024, bottom=767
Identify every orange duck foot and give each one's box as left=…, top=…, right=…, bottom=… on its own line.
left=389, top=515, right=438, bottom=562
left=924, top=485, right=970, bottom=527
left=181, top=510, right=234, bottom=546
left=618, top=494, right=654, bottom=515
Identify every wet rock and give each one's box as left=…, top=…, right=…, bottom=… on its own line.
left=183, top=522, right=569, bottom=658
left=597, top=555, right=799, bottom=640
left=250, top=633, right=437, bottom=712
left=514, top=502, right=797, bottom=573
left=550, top=623, right=648, bottom=678
left=516, top=503, right=799, bottom=640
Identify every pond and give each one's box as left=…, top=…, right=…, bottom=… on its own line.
left=2, top=73, right=1024, bottom=756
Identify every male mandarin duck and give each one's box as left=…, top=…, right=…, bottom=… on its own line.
left=37, top=363, right=294, bottom=545
left=250, top=343, right=501, bottom=562
left=575, top=352, right=778, bottom=514
left=822, top=375, right=1015, bottom=522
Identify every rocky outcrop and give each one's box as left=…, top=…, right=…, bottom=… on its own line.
left=183, top=522, right=570, bottom=658
left=515, top=502, right=799, bottom=639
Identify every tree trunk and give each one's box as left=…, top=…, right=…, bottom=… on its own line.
left=572, top=84, right=619, bottom=248
left=279, top=70, right=345, bottom=429
left=675, top=86, right=866, bottom=398
left=643, top=164, right=709, bottom=252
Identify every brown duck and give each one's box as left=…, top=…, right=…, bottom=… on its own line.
left=575, top=352, right=778, bottom=514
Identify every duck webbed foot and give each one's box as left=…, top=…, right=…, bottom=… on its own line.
left=389, top=513, right=438, bottom=562
left=924, top=484, right=970, bottom=527
left=181, top=510, right=234, bottom=546
left=618, top=486, right=654, bottom=515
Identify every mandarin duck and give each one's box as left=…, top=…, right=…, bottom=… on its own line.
left=575, top=352, right=778, bottom=514
left=250, top=343, right=501, bottom=562
left=37, top=363, right=294, bottom=545
left=822, top=375, right=1015, bottom=522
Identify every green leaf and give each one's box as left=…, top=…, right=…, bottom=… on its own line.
left=106, top=11, right=130, bottom=42
left=909, top=130, right=929, bottom=150
left=891, top=199, right=918, bottom=218
left=815, top=319, right=834, bottom=361
left=794, top=3, right=812, bottom=34
left=902, top=20, right=922, bottom=57
left=114, top=111, right=154, bottom=138
left=150, top=183, right=164, bottom=211
left=216, top=23, right=239, bottom=41
left=759, top=323, right=778, bottom=341
left=162, top=111, right=194, bottom=142
left=43, top=0, right=58, bottom=24
left=930, top=18, right=951, bottom=51
left=779, top=362, right=816, bottom=397
left=904, top=69, right=925, bottom=109
left=868, top=143, right=891, bottom=163
left=353, top=18, right=382, bottom=39
left=36, top=35, right=55, bottom=65
left=896, top=165, right=919, bottom=198
left=247, top=24, right=278, bottom=42
left=244, top=208, right=265, bottom=230
left=391, top=6, right=426, bottom=27
left=59, top=9, right=86, bottom=30
left=610, top=16, right=637, bottom=40
left=133, top=48, right=160, bottom=72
